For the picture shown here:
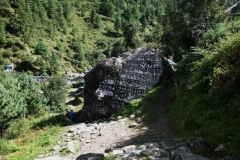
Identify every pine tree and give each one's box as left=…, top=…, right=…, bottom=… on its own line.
left=161, top=0, right=224, bottom=60
left=48, top=0, right=57, bottom=19
left=34, top=41, right=49, bottom=59
left=141, top=16, right=148, bottom=29
left=74, top=43, right=85, bottom=61
left=49, top=52, right=60, bottom=76
left=123, top=24, right=140, bottom=49
left=0, top=16, right=6, bottom=46
left=100, top=1, right=115, bottom=17
left=82, top=32, right=87, bottom=43
left=40, top=61, right=48, bottom=76
left=106, top=1, right=115, bottom=17
left=38, top=4, right=48, bottom=25
left=34, top=56, right=42, bottom=67
left=48, top=23, right=55, bottom=38
left=94, top=15, right=102, bottom=29
left=62, top=1, right=71, bottom=21
left=132, top=4, right=141, bottom=20
left=43, top=76, right=67, bottom=112
left=111, top=40, right=125, bottom=57
left=18, top=73, right=47, bottom=117
left=59, top=15, right=67, bottom=33
left=90, top=9, right=97, bottom=26
left=0, top=73, right=26, bottom=137
left=114, top=14, right=122, bottom=31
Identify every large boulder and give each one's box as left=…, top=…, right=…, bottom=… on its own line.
left=84, top=47, right=173, bottom=121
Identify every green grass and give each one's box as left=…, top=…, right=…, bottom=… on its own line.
left=1, top=116, right=67, bottom=160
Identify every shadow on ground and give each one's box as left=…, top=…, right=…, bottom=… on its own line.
left=102, top=82, right=177, bottom=148
left=66, top=99, right=82, bottom=106
left=76, top=153, right=104, bottom=160
left=32, top=114, right=70, bottom=129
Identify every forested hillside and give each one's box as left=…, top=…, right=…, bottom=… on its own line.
left=1, top=0, right=240, bottom=159
left=0, top=0, right=166, bottom=75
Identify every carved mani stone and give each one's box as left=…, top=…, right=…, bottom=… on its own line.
left=84, top=47, right=173, bottom=121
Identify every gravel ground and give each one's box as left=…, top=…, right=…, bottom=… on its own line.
left=46, top=83, right=176, bottom=160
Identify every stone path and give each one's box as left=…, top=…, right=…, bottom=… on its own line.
left=35, top=117, right=213, bottom=160
left=35, top=117, right=142, bottom=160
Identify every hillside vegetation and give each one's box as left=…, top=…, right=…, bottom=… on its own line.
left=1, top=0, right=240, bottom=159
left=0, top=0, right=165, bottom=75
left=169, top=18, right=240, bottom=156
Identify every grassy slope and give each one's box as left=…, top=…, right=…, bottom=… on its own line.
left=0, top=116, right=68, bottom=160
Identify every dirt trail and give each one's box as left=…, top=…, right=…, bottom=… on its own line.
left=62, top=82, right=175, bottom=160
left=146, top=82, right=175, bottom=139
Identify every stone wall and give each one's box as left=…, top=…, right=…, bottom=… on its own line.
left=84, top=47, right=173, bottom=121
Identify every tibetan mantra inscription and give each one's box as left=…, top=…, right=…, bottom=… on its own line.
left=93, top=50, right=163, bottom=113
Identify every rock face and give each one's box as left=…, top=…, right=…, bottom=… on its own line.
left=84, top=47, right=173, bottom=121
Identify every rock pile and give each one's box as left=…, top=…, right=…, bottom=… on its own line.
left=106, top=140, right=209, bottom=160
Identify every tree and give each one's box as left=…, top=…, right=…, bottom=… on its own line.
left=141, top=16, right=148, bottom=29
left=57, top=2, right=68, bottom=33
left=0, top=16, right=6, bottom=46
left=100, top=1, right=115, bottom=17
left=132, top=4, right=141, bottom=20
left=82, top=33, right=87, bottom=43
left=74, top=43, right=85, bottom=61
left=0, top=73, right=25, bottom=138
left=49, top=52, right=60, bottom=76
left=94, top=15, right=102, bottom=29
left=161, top=0, right=225, bottom=61
left=34, top=56, right=42, bottom=68
left=62, top=1, right=71, bottom=20
left=59, top=15, right=67, bottom=33
left=111, top=40, right=125, bottom=57
left=48, top=0, right=57, bottom=19
left=40, top=60, right=48, bottom=76
left=56, top=41, right=64, bottom=52
left=114, top=14, right=122, bottom=31
left=123, top=24, right=140, bottom=49
left=34, top=41, right=49, bottom=59
left=90, top=9, right=101, bottom=28
left=103, top=42, right=112, bottom=58
left=90, top=9, right=97, bottom=26
left=43, top=76, right=67, bottom=113
left=18, top=73, right=47, bottom=117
